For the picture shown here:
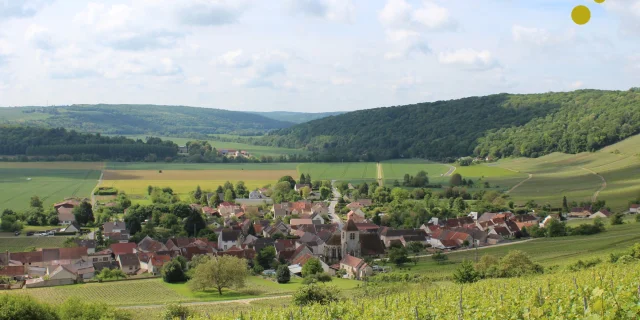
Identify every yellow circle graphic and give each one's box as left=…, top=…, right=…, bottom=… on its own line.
left=571, top=5, right=591, bottom=25
left=594, top=0, right=605, bottom=3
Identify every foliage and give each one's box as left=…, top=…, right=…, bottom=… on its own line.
left=610, top=213, right=624, bottom=225
left=301, top=258, right=324, bottom=277
left=57, top=297, right=132, bottom=320
left=276, top=265, right=290, bottom=284
left=302, top=272, right=333, bottom=284
left=431, top=251, right=448, bottom=265
left=162, top=303, right=191, bottom=320
left=402, top=171, right=430, bottom=187
left=188, top=255, right=248, bottom=295
left=388, top=247, right=409, bottom=266
left=475, top=251, right=543, bottom=279
left=292, top=284, right=341, bottom=306
left=73, top=201, right=94, bottom=226
left=452, top=260, right=480, bottom=284
left=0, top=294, right=59, bottom=320
left=254, top=246, right=277, bottom=270
left=95, top=268, right=127, bottom=281
left=162, top=259, right=187, bottom=283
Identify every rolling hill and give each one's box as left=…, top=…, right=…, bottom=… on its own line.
left=250, top=111, right=344, bottom=123
left=258, top=89, right=640, bottom=161
left=0, top=104, right=295, bottom=136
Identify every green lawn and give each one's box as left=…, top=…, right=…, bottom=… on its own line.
left=387, top=221, right=640, bottom=279
left=0, top=168, right=101, bottom=211
left=297, top=163, right=377, bottom=182
left=0, top=236, right=70, bottom=252
left=381, top=159, right=449, bottom=184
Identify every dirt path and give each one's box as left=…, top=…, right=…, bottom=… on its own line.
left=505, top=173, right=533, bottom=194
left=581, top=167, right=607, bottom=202
left=376, top=162, right=383, bottom=186
left=118, top=295, right=291, bottom=310
left=443, top=165, right=456, bottom=176
left=90, top=170, right=104, bottom=207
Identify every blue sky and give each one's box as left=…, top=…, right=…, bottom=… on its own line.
left=0, top=0, right=638, bottom=112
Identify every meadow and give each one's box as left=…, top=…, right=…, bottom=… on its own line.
left=0, top=167, right=102, bottom=211
left=105, top=162, right=299, bottom=170
left=0, top=236, right=69, bottom=252
left=495, top=134, right=640, bottom=211
left=297, top=162, right=377, bottom=182
left=380, top=159, right=450, bottom=184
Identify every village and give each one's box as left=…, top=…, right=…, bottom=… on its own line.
left=2, top=180, right=636, bottom=290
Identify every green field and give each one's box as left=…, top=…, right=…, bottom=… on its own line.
left=381, top=159, right=449, bottom=184
left=7, top=275, right=359, bottom=307
left=494, top=134, right=640, bottom=211
left=390, top=221, right=640, bottom=279
left=0, top=236, right=70, bottom=252
left=297, top=163, right=378, bottom=182
left=106, top=162, right=298, bottom=170
left=0, top=168, right=101, bottom=211
left=119, top=135, right=307, bottom=158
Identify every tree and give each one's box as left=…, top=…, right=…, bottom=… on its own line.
left=319, top=187, right=331, bottom=200
left=610, top=213, right=624, bottom=225
left=276, top=265, right=290, bottom=284
left=247, top=223, right=256, bottom=236
left=224, top=189, right=234, bottom=203
left=388, top=247, right=409, bottom=266
left=406, top=241, right=424, bottom=254
left=73, top=201, right=94, bottom=226
left=432, top=251, right=448, bottom=265
left=147, top=185, right=154, bottom=195
left=194, top=185, right=202, bottom=202
left=496, top=250, right=542, bottom=277
left=562, top=196, right=568, bottom=212
left=30, top=196, right=43, bottom=208
left=299, top=173, right=307, bottom=185
left=188, top=255, right=248, bottom=295
left=305, top=174, right=311, bottom=186
left=450, top=173, right=463, bottom=186
left=162, top=259, right=186, bottom=283
left=254, top=246, right=276, bottom=270
left=235, top=181, right=247, bottom=198
left=184, top=208, right=206, bottom=236
left=278, top=176, right=296, bottom=189
left=0, top=294, right=60, bottom=320
left=162, top=303, right=190, bottom=320
left=96, top=229, right=105, bottom=247
left=546, top=219, right=566, bottom=237
left=293, top=284, right=340, bottom=306
left=301, top=257, right=324, bottom=277
left=300, top=186, right=311, bottom=199
left=452, top=260, right=479, bottom=284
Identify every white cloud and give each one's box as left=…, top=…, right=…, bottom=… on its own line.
left=74, top=3, right=133, bottom=32
left=379, top=0, right=457, bottom=39
left=106, top=30, right=183, bottom=51
left=438, top=49, right=499, bottom=71
left=569, top=81, right=584, bottom=89
left=0, top=0, right=53, bottom=19
left=512, top=25, right=551, bottom=46
left=25, top=24, right=55, bottom=50
left=385, top=40, right=431, bottom=60
left=187, top=76, right=207, bottom=86
left=217, top=49, right=252, bottom=68
left=605, top=0, right=640, bottom=36
left=288, top=0, right=355, bottom=23
left=175, top=0, right=251, bottom=26
left=391, top=74, right=422, bottom=92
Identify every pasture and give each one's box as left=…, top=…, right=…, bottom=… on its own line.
left=0, top=167, right=102, bottom=211
left=381, top=159, right=449, bottom=184
left=105, top=162, right=299, bottom=170
left=297, top=163, right=377, bottom=182
left=495, top=134, right=640, bottom=211
left=0, top=236, right=69, bottom=252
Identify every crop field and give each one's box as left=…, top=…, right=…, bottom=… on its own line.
left=0, top=236, right=69, bottom=252
left=106, top=162, right=299, bottom=170
left=381, top=159, right=449, bottom=183
left=297, top=163, right=377, bottom=182
left=495, top=134, right=640, bottom=211
left=0, top=168, right=102, bottom=211
left=0, top=162, right=105, bottom=170
left=118, top=135, right=307, bottom=158
left=393, top=221, right=640, bottom=279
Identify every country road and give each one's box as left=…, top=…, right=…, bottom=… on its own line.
left=328, top=180, right=343, bottom=229
left=506, top=173, right=533, bottom=194
left=90, top=170, right=104, bottom=207
left=118, top=295, right=291, bottom=310
left=581, top=167, right=607, bottom=202
left=443, top=164, right=456, bottom=176
left=376, top=162, right=383, bottom=186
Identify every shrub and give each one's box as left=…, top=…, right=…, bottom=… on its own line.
left=617, top=255, right=636, bottom=264
left=276, top=265, right=290, bottom=284
left=162, top=303, right=190, bottom=320
left=58, top=297, right=132, bottom=320
left=635, top=214, right=640, bottom=222
left=301, top=258, right=323, bottom=277
left=568, top=258, right=602, bottom=271
left=293, top=284, right=340, bottom=306
left=0, top=294, right=58, bottom=320
left=453, top=260, right=479, bottom=284
left=162, top=259, right=186, bottom=283
left=610, top=213, right=624, bottom=225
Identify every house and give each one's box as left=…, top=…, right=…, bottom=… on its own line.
left=110, top=243, right=137, bottom=256
left=569, top=207, right=592, bottom=218
left=88, top=250, right=112, bottom=265
left=431, top=239, right=459, bottom=250
left=419, top=224, right=440, bottom=235
left=511, top=214, right=539, bottom=230
left=589, top=209, right=612, bottom=219
left=290, top=219, right=314, bottom=228
left=339, top=255, right=372, bottom=280
left=249, top=191, right=263, bottom=199
left=148, top=254, right=171, bottom=275
left=540, top=214, right=560, bottom=228
left=177, top=146, right=188, bottom=154
left=444, top=217, right=475, bottom=229
left=0, top=265, right=27, bottom=280
left=116, top=253, right=140, bottom=275
left=137, top=236, right=168, bottom=253
left=347, top=211, right=366, bottom=223
left=25, top=264, right=77, bottom=288
left=57, top=208, right=76, bottom=225
left=61, top=221, right=81, bottom=233
left=103, top=221, right=130, bottom=242
left=629, top=204, right=639, bottom=213
left=219, top=202, right=240, bottom=217
left=67, top=260, right=95, bottom=280
left=41, top=247, right=88, bottom=268
left=289, top=253, right=335, bottom=276
left=294, top=184, right=311, bottom=191
left=75, top=239, right=96, bottom=254
left=378, top=227, right=429, bottom=248
left=272, top=203, right=292, bottom=218
left=202, top=206, right=220, bottom=217
left=218, top=230, right=243, bottom=251
left=355, top=223, right=380, bottom=234
left=300, top=212, right=325, bottom=224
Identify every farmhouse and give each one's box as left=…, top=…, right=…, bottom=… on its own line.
left=339, top=254, right=372, bottom=280
left=569, top=207, right=592, bottom=218
left=630, top=204, right=639, bottom=213
left=116, top=253, right=140, bottom=275
left=589, top=209, right=612, bottom=219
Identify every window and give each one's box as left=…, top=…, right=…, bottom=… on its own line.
left=224, top=245, right=227, bottom=250
left=93, top=258, right=98, bottom=262
left=103, top=257, right=108, bottom=261
left=350, top=233, right=355, bottom=240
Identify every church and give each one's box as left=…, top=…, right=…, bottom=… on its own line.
left=322, top=219, right=385, bottom=265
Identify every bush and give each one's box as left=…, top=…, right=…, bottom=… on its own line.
left=293, top=284, right=340, bottom=306
left=617, top=255, right=636, bottom=264
left=610, top=213, right=624, bottom=225
left=0, top=294, right=59, bottom=320
left=568, top=258, right=602, bottom=271
left=162, top=259, right=186, bottom=283
left=58, top=297, right=132, bottom=320
left=301, top=258, right=323, bottom=277
left=162, top=303, right=190, bottom=320
left=636, top=214, right=640, bottom=222
left=475, top=251, right=542, bottom=279
left=453, top=260, right=479, bottom=284
left=276, top=265, right=290, bottom=284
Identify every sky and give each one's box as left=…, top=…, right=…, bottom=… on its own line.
left=0, top=0, right=639, bottom=112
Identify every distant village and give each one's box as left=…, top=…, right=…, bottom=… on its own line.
left=2, top=185, right=638, bottom=288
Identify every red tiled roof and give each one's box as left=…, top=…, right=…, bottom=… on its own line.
left=340, top=254, right=366, bottom=269
left=59, top=247, right=87, bottom=260
left=110, top=243, right=137, bottom=255
left=150, top=255, right=171, bottom=267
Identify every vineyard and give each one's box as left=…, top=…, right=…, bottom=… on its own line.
left=186, top=263, right=640, bottom=320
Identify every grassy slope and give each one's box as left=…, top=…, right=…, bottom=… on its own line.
left=381, top=159, right=449, bottom=184
left=0, top=168, right=101, bottom=211
left=494, top=134, right=640, bottom=211
left=297, top=163, right=378, bottom=183
left=0, top=236, right=70, bottom=252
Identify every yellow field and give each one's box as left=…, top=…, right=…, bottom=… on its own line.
left=0, top=162, right=105, bottom=170
left=100, top=169, right=297, bottom=195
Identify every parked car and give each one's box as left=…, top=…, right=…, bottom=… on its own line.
left=36, top=232, right=48, bottom=237
left=14, top=231, right=20, bottom=236
left=262, top=269, right=276, bottom=276
left=47, top=231, right=56, bottom=236
left=26, top=231, right=35, bottom=236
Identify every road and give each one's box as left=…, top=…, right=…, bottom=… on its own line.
left=328, top=180, right=343, bottom=229
left=443, top=164, right=456, bottom=176
left=119, top=295, right=291, bottom=310
left=376, top=162, right=384, bottom=186
left=373, top=238, right=537, bottom=261
left=581, top=167, right=607, bottom=202
left=505, top=173, right=533, bottom=194
left=90, top=170, right=104, bottom=207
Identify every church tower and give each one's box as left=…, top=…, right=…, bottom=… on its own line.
left=341, top=219, right=361, bottom=257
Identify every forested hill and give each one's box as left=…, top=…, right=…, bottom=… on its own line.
left=250, top=111, right=345, bottom=124
left=258, top=89, right=640, bottom=161
left=0, top=104, right=294, bottom=136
